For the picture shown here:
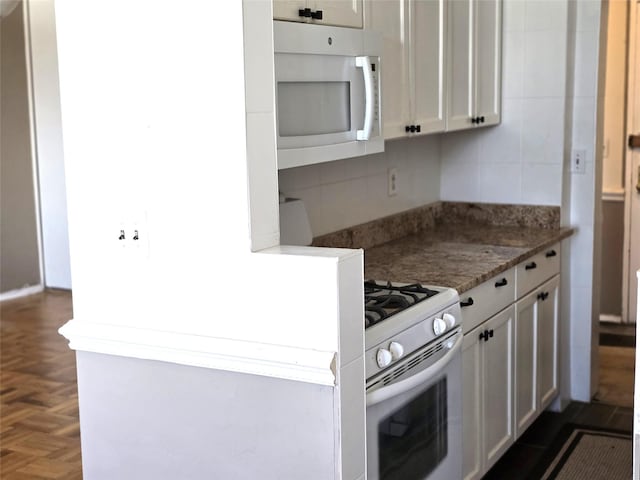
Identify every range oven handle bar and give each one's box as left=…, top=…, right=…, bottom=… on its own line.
left=356, top=56, right=374, bottom=141
left=366, top=330, right=462, bottom=407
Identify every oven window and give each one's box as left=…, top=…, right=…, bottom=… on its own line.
left=277, top=81, right=351, bottom=136
left=378, top=377, right=448, bottom=480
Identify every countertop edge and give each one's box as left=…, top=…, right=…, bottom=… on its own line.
left=454, top=227, right=575, bottom=293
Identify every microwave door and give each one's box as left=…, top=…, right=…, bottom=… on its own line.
left=275, top=54, right=364, bottom=150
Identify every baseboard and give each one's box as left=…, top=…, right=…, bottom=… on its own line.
left=0, top=284, right=44, bottom=302
left=600, top=314, right=622, bottom=324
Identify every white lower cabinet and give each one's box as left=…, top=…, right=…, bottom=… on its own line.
left=537, top=275, right=560, bottom=409
left=514, top=290, right=538, bottom=437
left=462, top=306, right=515, bottom=480
left=462, top=248, right=561, bottom=479
left=514, top=274, right=560, bottom=437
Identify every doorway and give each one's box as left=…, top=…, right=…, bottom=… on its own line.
left=622, top=0, right=640, bottom=326
left=600, top=0, right=639, bottom=326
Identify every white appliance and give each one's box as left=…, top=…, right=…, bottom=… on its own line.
left=273, top=21, right=384, bottom=170
left=364, top=281, right=462, bottom=480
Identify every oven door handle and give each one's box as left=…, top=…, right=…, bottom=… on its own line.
left=366, top=331, right=462, bottom=407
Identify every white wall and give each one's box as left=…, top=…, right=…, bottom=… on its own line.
left=440, top=0, right=569, bottom=205
left=54, top=0, right=365, bottom=372
left=565, top=0, right=605, bottom=401
left=0, top=1, right=41, bottom=294
left=25, top=0, right=71, bottom=289
left=278, top=135, right=441, bottom=236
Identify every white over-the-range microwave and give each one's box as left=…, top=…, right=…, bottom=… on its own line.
left=273, top=21, right=384, bottom=170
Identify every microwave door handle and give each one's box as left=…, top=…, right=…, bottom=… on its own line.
left=366, top=331, right=462, bottom=407
left=355, top=56, right=374, bottom=141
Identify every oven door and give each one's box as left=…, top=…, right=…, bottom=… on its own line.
left=366, top=328, right=462, bottom=480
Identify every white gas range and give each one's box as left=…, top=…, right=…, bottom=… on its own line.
left=363, top=280, right=463, bottom=480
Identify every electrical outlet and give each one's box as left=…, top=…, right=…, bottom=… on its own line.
left=388, top=168, right=398, bottom=196
left=571, top=149, right=586, bottom=174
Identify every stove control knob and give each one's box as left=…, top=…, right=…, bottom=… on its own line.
left=443, top=313, right=456, bottom=328
left=389, top=341, right=404, bottom=360
left=433, top=317, right=447, bottom=336
left=376, top=348, right=393, bottom=368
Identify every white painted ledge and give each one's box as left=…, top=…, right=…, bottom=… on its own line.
left=59, top=320, right=338, bottom=386
left=602, top=188, right=625, bottom=202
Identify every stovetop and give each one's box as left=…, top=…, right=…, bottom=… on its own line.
left=363, top=280, right=461, bottom=377
left=364, top=280, right=440, bottom=329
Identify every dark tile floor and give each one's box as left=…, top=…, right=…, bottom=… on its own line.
left=484, top=325, right=635, bottom=479
left=483, top=402, right=633, bottom=479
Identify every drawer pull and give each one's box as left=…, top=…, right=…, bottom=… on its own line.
left=495, top=278, right=508, bottom=288
left=525, top=262, right=537, bottom=270
left=460, top=298, right=474, bottom=308
left=479, top=329, right=494, bottom=342
left=546, top=250, right=557, bottom=258
left=537, top=291, right=549, bottom=301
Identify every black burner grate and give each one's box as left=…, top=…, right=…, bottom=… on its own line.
left=364, top=280, right=439, bottom=328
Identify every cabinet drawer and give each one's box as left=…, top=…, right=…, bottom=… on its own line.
left=460, top=268, right=515, bottom=334
left=516, top=243, right=560, bottom=298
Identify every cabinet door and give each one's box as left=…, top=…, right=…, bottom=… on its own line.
left=482, top=305, right=514, bottom=471
left=538, top=275, right=559, bottom=409
left=474, top=0, right=501, bottom=126
left=462, top=332, right=483, bottom=480
left=311, top=0, right=363, bottom=28
left=514, top=291, right=538, bottom=438
left=446, top=0, right=474, bottom=131
left=412, top=0, right=446, bottom=133
left=273, top=0, right=306, bottom=22
left=366, top=0, right=411, bottom=139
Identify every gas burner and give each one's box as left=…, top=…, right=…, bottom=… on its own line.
left=364, top=280, right=440, bottom=328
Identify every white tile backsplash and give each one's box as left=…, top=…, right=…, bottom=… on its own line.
left=502, top=31, right=525, bottom=99
left=478, top=163, right=522, bottom=204
left=523, top=30, right=568, bottom=98
left=520, top=163, right=563, bottom=205
left=278, top=137, right=441, bottom=236
left=440, top=156, right=480, bottom=202
left=321, top=178, right=369, bottom=233
left=478, top=99, right=523, bottom=163
left=521, top=98, right=565, bottom=165
left=440, top=130, right=481, bottom=164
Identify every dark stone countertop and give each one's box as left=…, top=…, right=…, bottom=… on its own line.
left=364, top=224, right=574, bottom=293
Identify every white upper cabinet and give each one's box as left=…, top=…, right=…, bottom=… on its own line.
left=412, top=0, right=447, bottom=134
left=273, top=0, right=363, bottom=28
left=366, top=0, right=446, bottom=139
left=446, top=0, right=501, bottom=131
